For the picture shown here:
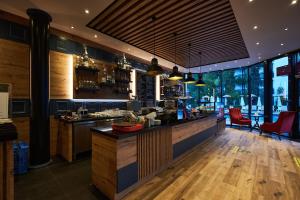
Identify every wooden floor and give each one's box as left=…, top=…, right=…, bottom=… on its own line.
left=123, top=128, right=300, bottom=200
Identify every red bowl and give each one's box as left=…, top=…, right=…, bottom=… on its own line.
left=112, top=124, right=144, bottom=133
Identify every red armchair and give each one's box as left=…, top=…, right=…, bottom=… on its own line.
left=229, top=108, right=252, bottom=131
left=260, top=111, right=295, bottom=140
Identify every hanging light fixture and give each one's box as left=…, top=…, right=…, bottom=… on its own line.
left=168, top=32, right=183, bottom=80
left=184, top=43, right=196, bottom=84
left=147, top=16, right=163, bottom=76
left=195, top=52, right=206, bottom=86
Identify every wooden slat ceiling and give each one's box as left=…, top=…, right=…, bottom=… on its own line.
left=87, top=0, right=249, bottom=68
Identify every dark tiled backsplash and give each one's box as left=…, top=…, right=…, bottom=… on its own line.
left=11, top=99, right=127, bottom=118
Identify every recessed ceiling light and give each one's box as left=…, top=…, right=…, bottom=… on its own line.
left=258, top=56, right=261, bottom=60
left=71, top=26, right=74, bottom=29
left=94, top=34, right=98, bottom=38
left=284, top=27, right=288, bottom=31
left=291, top=0, right=297, bottom=5
left=84, top=9, right=90, bottom=14
left=249, top=0, right=254, bottom=2
left=278, top=53, right=281, bottom=56
left=281, top=43, right=284, bottom=46
left=253, top=25, right=258, bottom=30
left=256, top=42, right=260, bottom=45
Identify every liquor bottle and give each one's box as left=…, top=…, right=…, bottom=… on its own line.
left=82, top=45, right=89, bottom=67
left=76, top=56, right=80, bottom=67
left=112, top=69, right=115, bottom=84
left=102, top=67, right=107, bottom=83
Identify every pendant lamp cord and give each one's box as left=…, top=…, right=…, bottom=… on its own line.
left=199, top=52, right=202, bottom=74
left=174, top=33, right=177, bottom=64
left=188, top=43, right=191, bottom=73
left=153, top=16, right=156, bottom=58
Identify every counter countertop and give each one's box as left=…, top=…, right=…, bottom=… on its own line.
left=91, top=114, right=217, bottom=139
left=59, top=116, right=123, bottom=123
left=0, top=123, right=17, bottom=141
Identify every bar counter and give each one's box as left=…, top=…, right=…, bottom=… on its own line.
left=0, top=123, right=17, bottom=200
left=91, top=114, right=224, bottom=200
left=57, top=117, right=122, bottom=162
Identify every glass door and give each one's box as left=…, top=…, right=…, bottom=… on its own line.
left=271, top=57, right=289, bottom=122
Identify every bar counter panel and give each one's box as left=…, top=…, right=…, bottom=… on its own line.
left=0, top=123, right=17, bottom=200
left=91, top=115, right=221, bottom=200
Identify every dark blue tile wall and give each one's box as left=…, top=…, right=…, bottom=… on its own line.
left=0, top=19, right=28, bottom=44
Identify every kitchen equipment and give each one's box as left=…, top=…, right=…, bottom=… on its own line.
left=0, top=84, right=10, bottom=119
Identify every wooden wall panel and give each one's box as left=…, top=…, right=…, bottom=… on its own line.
left=0, top=39, right=29, bottom=98
left=12, top=117, right=59, bottom=157
left=50, top=51, right=73, bottom=99
left=117, top=136, right=137, bottom=170
left=172, top=117, right=217, bottom=145
left=13, top=117, right=30, bottom=143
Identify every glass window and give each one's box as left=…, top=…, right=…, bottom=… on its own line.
left=185, top=74, right=200, bottom=108
left=250, top=63, right=264, bottom=126
left=222, top=68, right=248, bottom=124
left=272, top=57, right=289, bottom=122
left=200, top=71, right=222, bottom=111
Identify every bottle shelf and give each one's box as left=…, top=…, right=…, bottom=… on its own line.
left=76, top=87, right=100, bottom=92
left=75, top=65, right=100, bottom=73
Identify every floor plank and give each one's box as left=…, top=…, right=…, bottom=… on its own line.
left=15, top=128, right=300, bottom=200
left=124, top=128, right=300, bottom=200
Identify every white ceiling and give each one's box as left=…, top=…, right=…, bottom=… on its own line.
left=1, top=0, right=300, bottom=73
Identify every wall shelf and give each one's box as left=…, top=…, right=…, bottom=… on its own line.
left=75, top=65, right=100, bottom=73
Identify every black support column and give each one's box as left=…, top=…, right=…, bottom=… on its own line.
left=27, top=9, right=52, bottom=167
left=264, top=60, right=273, bottom=123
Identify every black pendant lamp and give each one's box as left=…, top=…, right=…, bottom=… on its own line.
left=147, top=16, right=163, bottom=76
left=168, top=33, right=183, bottom=81
left=195, top=52, right=206, bottom=86
left=184, top=43, right=196, bottom=84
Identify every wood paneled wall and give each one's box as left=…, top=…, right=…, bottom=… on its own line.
left=13, top=117, right=30, bottom=143
left=13, top=116, right=59, bottom=157
left=0, top=39, right=72, bottom=157
left=0, top=38, right=75, bottom=100
left=50, top=51, right=73, bottom=99
left=0, top=39, right=29, bottom=99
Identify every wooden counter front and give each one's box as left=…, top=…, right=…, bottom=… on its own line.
left=91, top=115, right=220, bottom=200
left=0, top=141, right=14, bottom=200
left=0, top=123, right=17, bottom=200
